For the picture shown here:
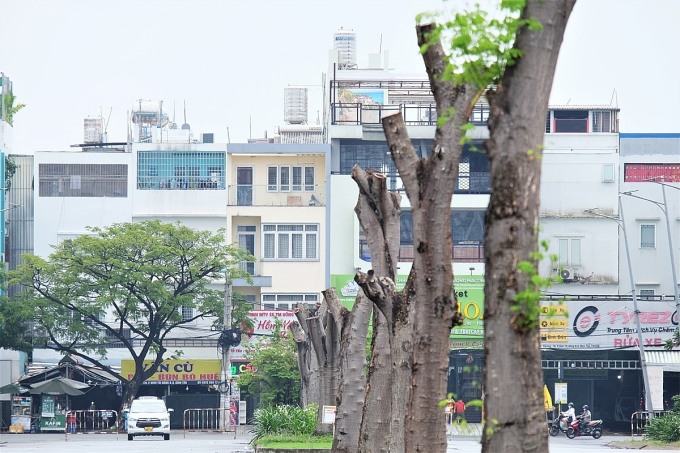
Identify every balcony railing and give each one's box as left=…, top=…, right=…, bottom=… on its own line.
left=360, top=241, right=484, bottom=263
left=227, top=184, right=326, bottom=207
left=331, top=103, right=490, bottom=126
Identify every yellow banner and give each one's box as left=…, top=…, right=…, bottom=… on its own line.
left=540, top=318, right=569, bottom=329
left=540, top=332, right=569, bottom=343
left=120, top=359, right=221, bottom=384
left=540, top=304, right=568, bottom=316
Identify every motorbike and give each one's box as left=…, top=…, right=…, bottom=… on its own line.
left=548, top=414, right=571, bottom=436
left=566, top=416, right=603, bottom=439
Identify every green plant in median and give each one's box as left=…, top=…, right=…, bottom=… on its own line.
left=645, top=395, right=680, bottom=443
left=251, top=403, right=318, bottom=442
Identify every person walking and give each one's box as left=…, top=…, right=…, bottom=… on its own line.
left=453, top=399, right=466, bottom=423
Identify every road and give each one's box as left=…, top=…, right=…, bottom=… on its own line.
left=0, top=431, right=673, bottom=453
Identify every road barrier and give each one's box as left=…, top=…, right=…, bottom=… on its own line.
left=64, top=410, right=119, bottom=441
left=630, top=410, right=668, bottom=439
left=183, top=408, right=240, bottom=438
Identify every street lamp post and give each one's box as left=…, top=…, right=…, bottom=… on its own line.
left=585, top=198, right=654, bottom=413
left=621, top=188, right=680, bottom=319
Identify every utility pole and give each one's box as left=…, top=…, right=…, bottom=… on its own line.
left=221, top=272, right=232, bottom=430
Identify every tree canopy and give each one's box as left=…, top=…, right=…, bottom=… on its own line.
left=9, top=220, right=253, bottom=408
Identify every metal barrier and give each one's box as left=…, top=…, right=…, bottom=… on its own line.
left=630, top=410, right=668, bottom=439
left=183, top=408, right=240, bottom=438
left=64, top=410, right=119, bottom=441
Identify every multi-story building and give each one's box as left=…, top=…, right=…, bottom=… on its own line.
left=31, top=103, right=330, bottom=383
left=321, top=36, right=679, bottom=423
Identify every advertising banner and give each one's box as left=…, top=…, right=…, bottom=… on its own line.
left=331, top=274, right=485, bottom=348
left=120, top=359, right=221, bottom=385
left=540, top=300, right=679, bottom=350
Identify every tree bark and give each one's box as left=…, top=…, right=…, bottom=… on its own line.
left=352, top=167, right=403, bottom=453
left=482, top=1, right=575, bottom=452
left=376, top=24, right=477, bottom=452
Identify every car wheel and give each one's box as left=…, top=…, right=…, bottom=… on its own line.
left=164, top=433, right=170, bottom=440
left=592, top=428, right=602, bottom=439
left=566, top=428, right=576, bottom=439
left=549, top=425, right=559, bottom=436
left=128, top=434, right=134, bottom=441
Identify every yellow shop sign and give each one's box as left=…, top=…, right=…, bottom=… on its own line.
left=121, top=359, right=221, bottom=384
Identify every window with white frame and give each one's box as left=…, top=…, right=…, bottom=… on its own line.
left=263, top=224, right=318, bottom=260
left=558, top=238, right=582, bottom=267
left=267, top=166, right=315, bottom=192
left=640, top=224, right=656, bottom=248
left=591, top=111, right=612, bottom=133
left=181, top=305, right=193, bottom=321
left=262, top=294, right=319, bottom=311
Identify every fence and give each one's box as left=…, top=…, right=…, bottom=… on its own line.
left=630, top=410, right=669, bottom=439
left=64, top=410, right=119, bottom=440
left=183, top=407, right=241, bottom=438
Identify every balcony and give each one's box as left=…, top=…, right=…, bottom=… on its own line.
left=227, top=184, right=326, bottom=207
left=331, top=103, right=490, bottom=127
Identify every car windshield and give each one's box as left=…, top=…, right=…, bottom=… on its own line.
left=130, top=401, right=166, bottom=413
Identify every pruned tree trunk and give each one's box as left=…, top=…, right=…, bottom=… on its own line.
left=482, top=1, right=575, bottom=452
left=352, top=168, right=404, bottom=453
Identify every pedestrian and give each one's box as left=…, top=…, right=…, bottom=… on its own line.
left=454, top=399, right=466, bottom=423
left=66, top=409, right=77, bottom=434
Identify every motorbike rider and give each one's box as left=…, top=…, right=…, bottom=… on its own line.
left=578, top=404, right=592, bottom=431
left=561, top=402, right=576, bottom=428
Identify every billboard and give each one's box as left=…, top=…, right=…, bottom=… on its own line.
left=330, top=274, right=485, bottom=348
left=540, top=300, right=679, bottom=350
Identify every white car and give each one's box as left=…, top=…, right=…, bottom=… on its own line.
left=126, top=396, right=173, bottom=441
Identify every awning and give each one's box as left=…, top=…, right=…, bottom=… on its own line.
left=646, top=350, right=680, bottom=372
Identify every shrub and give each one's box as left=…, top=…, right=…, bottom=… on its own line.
left=645, top=413, right=680, bottom=443
left=251, top=403, right=318, bottom=441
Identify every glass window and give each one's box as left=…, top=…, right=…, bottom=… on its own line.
left=261, top=294, right=318, bottom=311
left=558, top=238, right=582, bottom=266
left=181, top=306, right=193, bottom=321
left=262, top=224, right=318, bottom=260
left=137, top=151, right=225, bottom=190
left=38, top=164, right=128, bottom=197
left=640, top=225, right=655, bottom=248
left=267, top=166, right=278, bottom=191
left=304, top=167, right=315, bottom=191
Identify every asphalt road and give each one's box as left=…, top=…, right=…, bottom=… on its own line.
left=0, top=431, right=674, bottom=453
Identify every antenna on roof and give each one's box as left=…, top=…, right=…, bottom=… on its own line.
left=181, top=100, right=190, bottom=130
left=610, top=89, right=618, bottom=107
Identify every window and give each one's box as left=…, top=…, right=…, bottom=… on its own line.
left=263, top=224, right=318, bottom=260
left=181, top=306, right=193, bottom=321
left=39, top=164, right=128, bottom=197
left=640, top=224, right=656, bottom=248
left=238, top=225, right=256, bottom=275
left=262, top=294, right=319, bottom=311
left=558, top=238, right=582, bottom=267
left=267, top=166, right=315, bottom=192
left=553, top=110, right=588, bottom=133
left=591, top=111, right=612, bottom=133
left=639, top=289, right=655, bottom=300
left=137, top=151, right=225, bottom=190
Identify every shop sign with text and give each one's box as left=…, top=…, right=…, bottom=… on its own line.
left=121, top=359, right=221, bottom=385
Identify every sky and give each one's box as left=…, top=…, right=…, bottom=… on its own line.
left=2, top=0, right=679, bottom=154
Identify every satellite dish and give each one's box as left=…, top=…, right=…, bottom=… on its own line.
left=181, top=123, right=190, bottom=130
left=169, top=122, right=177, bottom=130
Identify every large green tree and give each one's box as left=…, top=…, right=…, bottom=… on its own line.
left=10, top=220, right=253, bottom=410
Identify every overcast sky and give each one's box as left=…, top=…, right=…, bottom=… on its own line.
left=2, top=0, right=679, bottom=153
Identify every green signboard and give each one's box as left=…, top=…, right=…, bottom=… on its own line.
left=331, top=274, right=485, bottom=348
left=40, top=414, right=66, bottom=431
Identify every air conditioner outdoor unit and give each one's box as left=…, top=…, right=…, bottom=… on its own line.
left=560, top=268, right=576, bottom=280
